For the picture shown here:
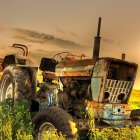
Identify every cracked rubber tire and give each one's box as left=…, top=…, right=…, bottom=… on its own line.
left=32, top=106, right=78, bottom=139
left=0, top=66, right=31, bottom=102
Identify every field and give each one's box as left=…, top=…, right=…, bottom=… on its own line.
left=0, top=90, right=140, bottom=140
left=129, top=89, right=140, bottom=109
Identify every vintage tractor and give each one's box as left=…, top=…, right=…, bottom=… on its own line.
left=0, top=17, right=140, bottom=139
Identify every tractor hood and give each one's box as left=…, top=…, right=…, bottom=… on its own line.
left=56, top=59, right=95, bottom=77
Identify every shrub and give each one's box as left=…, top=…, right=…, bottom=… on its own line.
left=0, top=98, right=33, bottom=140
left=1, top=98, right=140, bottom=140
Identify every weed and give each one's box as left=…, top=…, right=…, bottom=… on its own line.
left=0, top=98, right=33, bottom=140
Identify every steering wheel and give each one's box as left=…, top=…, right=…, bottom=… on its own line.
left=52, top=52, right=70, bottom=62
left=52, top=52, right=86, bottom=63
left=66, top=53, right=86, bottom=60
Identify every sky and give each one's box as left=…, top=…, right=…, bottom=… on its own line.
left=0, top=0, right=140, bottom=89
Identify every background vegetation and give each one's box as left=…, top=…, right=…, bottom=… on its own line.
left=0, top=89, right=140, bottom=140
left=0, top=98, right=33, bottom=140
left=129, top=89, right=140, bottom=109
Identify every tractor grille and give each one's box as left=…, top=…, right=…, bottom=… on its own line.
left=105, top=79, right=133, bottom=103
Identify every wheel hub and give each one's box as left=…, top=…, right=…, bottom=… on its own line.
left=38, top=122, right=56, bottom=139
left=6, top=83, right=13, bottom=98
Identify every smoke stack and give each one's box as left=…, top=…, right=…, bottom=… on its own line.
left=121, top=53, right=126, bottom=60
left=93, top=17, right=102, bottom=60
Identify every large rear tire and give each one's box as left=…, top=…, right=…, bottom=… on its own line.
left=32, top=107, right=78, bottom=139
left=0, top=66, right=31, bottom=102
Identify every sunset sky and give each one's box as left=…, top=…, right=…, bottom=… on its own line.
left=0, top=0, right=140, bottom=89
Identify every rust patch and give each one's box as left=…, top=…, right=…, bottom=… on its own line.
left=56, top=70, right=92, bottom=77
left=86, top=101, right=102, bottom=114
left=57, top=59, right=95, bottom=68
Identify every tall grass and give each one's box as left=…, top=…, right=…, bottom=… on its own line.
left=42, top=131, right=65, bottom=140
left=1, top=93, right=140, bottom=140
left=86, top=106, right=140, bottom=140
left=0, top=98, right=33, bottom=140
left=129, top=89, right=140, bottom=109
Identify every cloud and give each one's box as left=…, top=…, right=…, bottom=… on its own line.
left=56, top=28, right=77, bottom=37
left=14, top=28, right=84, bottom=49
left=0, top=26, right=89, bottom=62
left=102, top=38, right=114, bottom=44
left=29, top=49, right=62, bottom=63
left=36, top=49, right=49, bottom=53
left=15, top=35, right=44, bottom=44
left=102, top=38, right=122, bottom=45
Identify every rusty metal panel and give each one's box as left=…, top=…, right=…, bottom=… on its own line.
left=99, top=104, right=131, bottom=121
left=91, top=59, right=108, bottom=102
left=99, top=57, right=138, bottom=67
left=91, top=77, right=103, bottom=102
left=56, top=65, right=94, bottom=77
left=56, top=59, right=95, bottom=68
left=86, top=101, right=131, bottom=125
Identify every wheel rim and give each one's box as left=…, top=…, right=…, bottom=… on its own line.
left=0, top=74, right=13, bottom=100
left=38, top=122, right=56, bottom=140
left=5, top=83, right=13, bottom=98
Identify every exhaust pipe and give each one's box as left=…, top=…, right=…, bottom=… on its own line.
left=93, top=17, right=102, bottom=60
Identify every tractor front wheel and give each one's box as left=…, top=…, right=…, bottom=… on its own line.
left=32, top=107, right=78, bottom=139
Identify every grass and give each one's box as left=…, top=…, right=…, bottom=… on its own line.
left=0, top=98, right=33, bottom=140
left=1, top=89, right=140, bottom=140
left=42, top=131, right=65, bottom=140
left=129, top=89, right=140, bottom=109
left=80, top=89, right=140, bottom=140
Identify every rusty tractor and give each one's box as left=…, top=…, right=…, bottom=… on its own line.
left=0, top=18, right=140, bottom=139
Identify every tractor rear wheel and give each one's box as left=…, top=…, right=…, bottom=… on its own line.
left=32, top=106, right=78, bottom=139
left=0, top=66, right=31, bottom=102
